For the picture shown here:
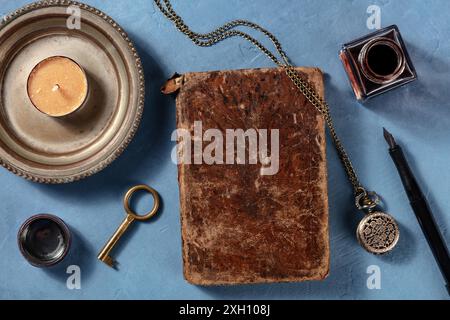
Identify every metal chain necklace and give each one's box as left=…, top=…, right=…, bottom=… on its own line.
left=154, top=0, right=399, bottom=254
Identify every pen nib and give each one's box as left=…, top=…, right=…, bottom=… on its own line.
left=383, top=128, right=397, bottom=149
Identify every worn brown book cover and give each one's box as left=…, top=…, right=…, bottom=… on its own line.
left=163, top=67, right=329, bottom=285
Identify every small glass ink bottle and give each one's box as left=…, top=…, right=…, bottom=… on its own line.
left=339, top=25, right=417, bottom=101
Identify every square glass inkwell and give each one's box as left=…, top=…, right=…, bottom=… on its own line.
left=339, top=25, right=417, bottom=101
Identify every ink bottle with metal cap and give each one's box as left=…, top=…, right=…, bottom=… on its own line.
left=339, top=25, right=417, bottom=101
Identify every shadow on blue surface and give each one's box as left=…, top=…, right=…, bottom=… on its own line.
left=365, top=42, right=450, bottom=141
left=43, top=226, right=95, bottom=283
left=376, top=222, right=417, bottom=265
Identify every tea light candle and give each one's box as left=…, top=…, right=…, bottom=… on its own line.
left=27, top=56, right=88, bottom=117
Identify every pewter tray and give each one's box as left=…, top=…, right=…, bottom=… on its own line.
left=0, top=1, right=144, bottom=183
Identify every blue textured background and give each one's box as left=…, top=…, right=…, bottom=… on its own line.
left=1, top=0, right=449, bottom=300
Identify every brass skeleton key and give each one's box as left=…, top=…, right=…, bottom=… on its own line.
left=98, top=185, right=160, bottom=268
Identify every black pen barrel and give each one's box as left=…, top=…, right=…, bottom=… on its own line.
left=410, top=198, right=450, bottom=286
left=389, top=146, right=423, bottom=201
left=389, top=146, right=450, bottom=292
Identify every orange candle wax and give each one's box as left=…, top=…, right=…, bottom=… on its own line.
left=27, top=56, right=88, bottom=117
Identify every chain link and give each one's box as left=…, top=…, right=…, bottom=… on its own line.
left=154, top=0, right=364, bottom=194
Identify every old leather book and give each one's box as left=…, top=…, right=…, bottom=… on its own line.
left=163, top=67, right=329, bottom=285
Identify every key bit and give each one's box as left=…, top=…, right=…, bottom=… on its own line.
left=99, top=254, right=117, bottom=268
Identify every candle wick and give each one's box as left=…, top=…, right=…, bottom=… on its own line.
left=52, top=84, right=60, bottom=92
